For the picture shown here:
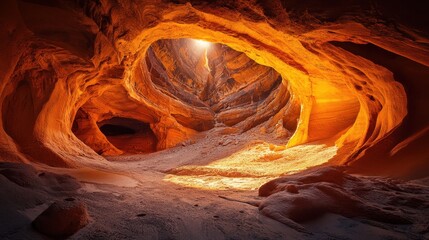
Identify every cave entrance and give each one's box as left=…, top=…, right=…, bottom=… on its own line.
left=97, top=117, right=158, bottom=154
left=145, top=38, right=295, bottom=134
left=72, top=108, right=159, bottom=156
left=72, top=38, right=297, bottom=158
left=100, top=124, right=136, bottom=136
left=145, top=38, right=284, bottom=111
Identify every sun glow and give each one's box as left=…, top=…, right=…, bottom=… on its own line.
left=193, top=39, right=211, bottom=48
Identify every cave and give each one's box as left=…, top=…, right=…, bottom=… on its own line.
left=97, top=117, right=158, bottom=154
left=1, top=0, right=429, bottom=239
left=71, top=111, right=161, bottom=156
left=99, top=123, right=137, bottom=136
left=70, top=38, right=290, bottom=156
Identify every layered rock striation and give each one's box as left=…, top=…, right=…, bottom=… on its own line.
left=0, top=0, right=428, bottom=174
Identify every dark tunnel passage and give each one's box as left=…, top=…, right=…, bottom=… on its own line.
left=97, top=117, right=158, bottom=154
left=99, top=124, right=136, bottom=136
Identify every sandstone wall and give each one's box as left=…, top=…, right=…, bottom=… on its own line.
left=0, top=0, right=428, bottom=172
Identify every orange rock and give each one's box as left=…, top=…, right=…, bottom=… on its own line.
left=0, top=0, right=427, bottom=175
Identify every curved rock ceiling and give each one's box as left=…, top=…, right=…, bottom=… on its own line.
left=0, top=0, right=428, bottom=176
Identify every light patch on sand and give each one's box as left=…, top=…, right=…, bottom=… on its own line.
left=164, top=143, right=337, bottom=190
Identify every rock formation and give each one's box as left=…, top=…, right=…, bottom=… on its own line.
left=258, top=166, right=427, bottom=233
left=32, top=198, right=89, bottom=237
left=1, top=0, right=428, bottom=172
left=1, top=0, right=429, bottom=239
left=73, top=38, right=289, bottom=155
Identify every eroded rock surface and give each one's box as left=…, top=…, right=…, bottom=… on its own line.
left=73, top=38, right=290, bottom=155
left=0, top=1, right=429, bottom=239
left=259, top=167, right=429, bottom=235
left=0, top=0, right=427, bottom=170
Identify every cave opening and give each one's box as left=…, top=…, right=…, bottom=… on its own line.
left=69, top=37, right=300, bottom=170
left=145, top=38, right=292, bottom=132
left=97, top=117, right=158, bottom=154
left=146, top=38, right=285, bottom=110
left=69, top=38, right=296, bottom=158
left=99, top=124, right=137, bottom=136
left=71, top=111, right=159, bottom=155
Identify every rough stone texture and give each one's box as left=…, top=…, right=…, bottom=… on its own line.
left=73, top=38, right=289, bottom=155
left=1, top=1, right=428, bottom=236
left=0, top=0, right=427, bottom=173
left=258, top=166, right=429, bottom=233
left=32, top=198, right=89, bottom=237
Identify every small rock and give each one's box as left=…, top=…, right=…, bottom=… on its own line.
left=32, top=198, right=89, bottom=237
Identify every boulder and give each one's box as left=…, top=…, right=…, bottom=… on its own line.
left=32, top=198, right=89, bottom=237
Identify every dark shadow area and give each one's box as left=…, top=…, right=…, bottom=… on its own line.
left=281, top=0, right=429, bottom=37
left=98, top=117, right=158, bottom=154
left=100, top=124, right=136, bottom=136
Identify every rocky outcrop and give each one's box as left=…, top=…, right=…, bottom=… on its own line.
left=258, top=166, right=428, bottom=233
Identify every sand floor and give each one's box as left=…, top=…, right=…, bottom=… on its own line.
left=1, top=129, right=428, bottom=239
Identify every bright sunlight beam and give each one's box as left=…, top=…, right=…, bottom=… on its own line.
left=193, top=39, right=211, bottom=48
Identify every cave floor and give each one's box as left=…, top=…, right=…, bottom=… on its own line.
left=1, top=129, right=428, bottom=239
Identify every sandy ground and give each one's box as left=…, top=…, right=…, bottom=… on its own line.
left=1, top=128, right=428, bottom=239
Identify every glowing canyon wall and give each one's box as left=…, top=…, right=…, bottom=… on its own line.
left=0, top=0, right=428, bottom=174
